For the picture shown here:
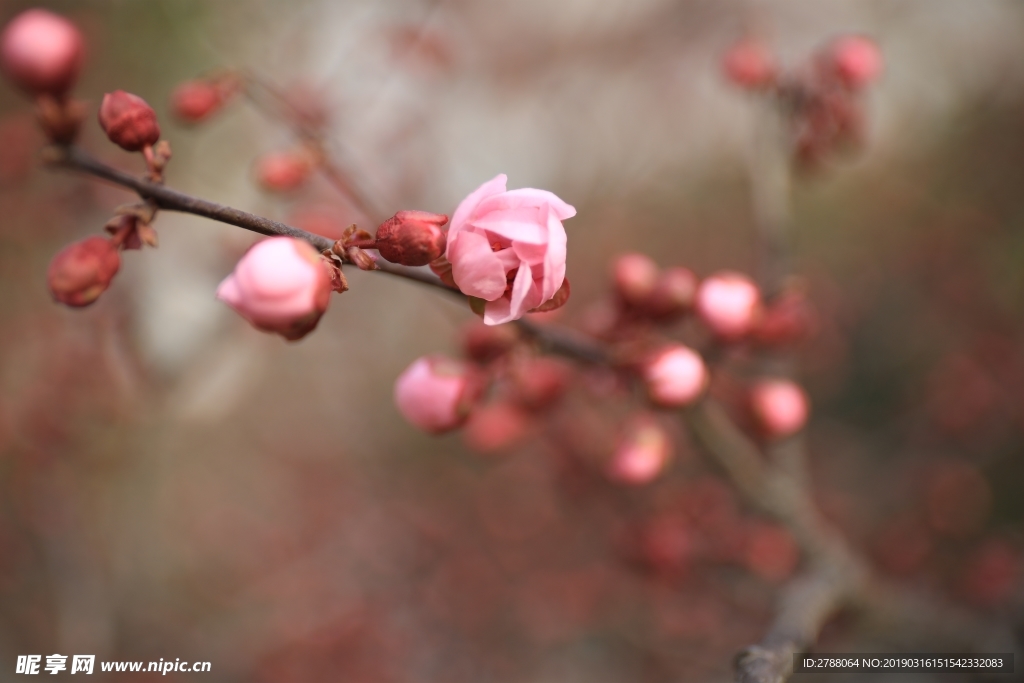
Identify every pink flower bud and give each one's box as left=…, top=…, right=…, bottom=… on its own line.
left=47, top=235, right=120, bottom=307
left=255, top=150, right=313, bottom=192
left=98, top=91, right=160, bottom=152
left=394, top=355, right=482, bottom=434
left=645, top=266, right=698, bottom=320
left=695, top=271, right=761, bottom=339
left=608, top=415, right=672, bottom=485
left=511, top=357, right=571, bottom=411
left=749, top=379, right=809, bottom=438
left=612, top=252, right=659, bottom=307
left=0, top=9, right=83, bottom=97
left=461, top=321, right=519, bottom=363
left=641, top=344, right=707, bottom=408
left=722, top=38, right=776, bottom=90
left=463, top=400, right=530, bottom=453
left=829, top=36, right=882, bottom=89
left=744, top=522, right=799, bottom=582
left=216, top=237, right=333, bottom=341
left=446, top=174, right=574, bottom=325
left=753, top=287, right=816, bottom=347
left=960, top=539, right=1018, bottom=606
left=170, top=80, right=224, bottom=123
left=374, top=210, right=449, bottom=267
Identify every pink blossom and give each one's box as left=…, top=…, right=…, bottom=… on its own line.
left=0, top=9, right=83, bottom=97
left=216, top=237, right=332, bottom=341
left=612, top=252, right=659, bottom=307
left=695, top=271, right=762, bottom=339
left=830, top=36, right=883, bottom=89
left=394, top=355, right=480, bottom=434
left=608, top=416, right=671, bottom=485
left=749, top=379, right=809, bottom=438
left=641, top=345, right=708, bottom=408
left=446, top=174, right=575, bottom=325
left=722, top=38, right=776, bottom=90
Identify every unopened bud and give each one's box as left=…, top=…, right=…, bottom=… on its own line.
left=374, top=210, right=448, bottom=267
left=722, top=38, right=777, bottom=90
left=98, top=90, right=160, bottom=152
left=608, top=415, right=672, bottom=485
left=695, top=271, right=762, bottom=340
left=170, top=80, right=225, bottom=123
left=612, top=252, right=659, bottom=307
left=47, top=235, right=121, bottom=307
left=645, top=266, right=698, bottom=320
left=748, top=379, right=809, bottom=438
left=0, top=9, right=83, bottom=97
left=829, top=35, right=882, bottom=89
left=461, top=321, right=519, bottom=363
left=394, top=355, right=483, bottom=434
left=255, top=150, right=313, bottom=192
left=511, top=357, right=571, bottom=411
left=753, top=287, right=816, bottom=347
left=641, top=344, right=708, bottom=408
left=463, top=400, right=530, bottom=453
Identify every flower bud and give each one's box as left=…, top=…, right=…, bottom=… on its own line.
left=170, top=80, right=224, bottom=123
left=644, top=266, right=698, bottom=320
left=98, top=90, right=160, bottom=151
left=695, top=271, right=761, bottom=340
left=461, top=321, right=519, bottom=363
left=216, top=237, right=333, bottom=341
left=0, top=9, right=83, bottom=97
left=722, top=38, right=776, bottom=90
left=752, top=287, right=816, bottom=347
left=960, top=539, right=1018, bottom=607
left=829, top=35, right=882, bottom=89
left=743, top=522, right=799, bottom=582
left=641, top=344, right=707, bottom=408
left=612, top=252, right=659, bottom=307
left=255, top=150, right=313, bottom=192
left=374, top=210, right=448, bottom=267
left=394, top=355, right=482, bottom=434
left=462, top=400, right=529, bottom=453
left=608, top=415, right=672, bottom=485
left=47, top=236, right=121, bottom=307
left=511, top=357, right=571, bottom=411
left=748, top=379, right=809, bottom=438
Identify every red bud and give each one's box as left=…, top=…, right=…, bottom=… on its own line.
left=374, top=210, right=448, bottom=267
left=98, top=90, right=160, bottom=152
left=255, top=150, right=313, bottom=192
left=170, top=80, right=224, bottom=123
left=47, top=236, right=121, bottom=307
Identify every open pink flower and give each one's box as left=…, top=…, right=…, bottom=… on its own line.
left=394, top=355, right=481, bottom=434
left=216, top=237, right=332, bottom=341
left=446, top=174, right=575, bottom=325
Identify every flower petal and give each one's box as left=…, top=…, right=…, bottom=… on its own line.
left=449, top=230, right=508, bottom=301
left=449, top=174, right=507, bottom=238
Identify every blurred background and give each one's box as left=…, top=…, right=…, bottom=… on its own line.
left=1, top=0, right=1023, bottom=680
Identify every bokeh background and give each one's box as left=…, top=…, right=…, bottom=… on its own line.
left=1, top=0, right=1023, bottom=681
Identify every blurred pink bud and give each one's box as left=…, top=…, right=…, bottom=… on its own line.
left=446, top=174, right=574, bottom=325
left=461, top=321, right=519, bottom=363
left=695, top=271, right=762, bottom=339
left=216, top=237, right=332, bottom=341
left=98, top=91, right=160, bottom=152
left=47, top=235, right=120, bottom=307
left=830, top=36, right=882, bottom=89
left=753, top=287, right=816, bottom=347
left=0, top=9, right=83, bottom=97
left=170, top=80, right=225, bottom=123
left=394, top=355, right=481, bottom=434
left=722, top=38, right=776, bottom=90
left=749, top=379, right=809, bottom=438
left=744, top=522, right=799, bottom=582
left=612, top=252, right=659, bottom=307
left=463, top=400, right=530, bottom=452
left=374, top=210, right=449, bottom=267
left=641, top=344, right=707, bottom=408
left=960, top=539, right=1018, bottom=607
left=645, top=266, right=698, bottom=320
left=512, top=357, right=571, bottom=411
left=255, top=150, right=313, bottom=192
left=608, top=415, right=672, bottom=485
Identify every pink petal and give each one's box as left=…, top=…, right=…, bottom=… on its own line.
left=449, top=174, right=507, bottom=237
left=479, top=188, right=576, bottom=221
left=483, top=296, right=513, bottom=326
left=216, top=274, right=242, bottom=307
left=449, top=230, right=508, bottom=301
left=540, top=204, right=568, bottom=301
